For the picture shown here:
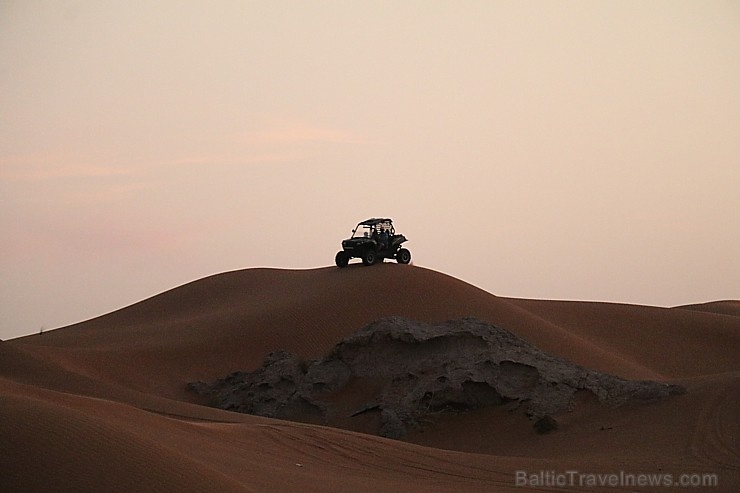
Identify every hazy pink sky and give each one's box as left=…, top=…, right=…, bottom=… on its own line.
left=1, top=1, right=738, bottom=340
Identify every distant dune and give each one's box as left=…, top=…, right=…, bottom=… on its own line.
left=677, top=300, right=740, bottom=317
left=2, top=265, right=738, bottom=492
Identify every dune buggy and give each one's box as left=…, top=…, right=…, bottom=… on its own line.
left=335, top=218, right=411, bottom=267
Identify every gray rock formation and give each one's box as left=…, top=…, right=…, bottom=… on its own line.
left=190, top=317, right=684, bottom=438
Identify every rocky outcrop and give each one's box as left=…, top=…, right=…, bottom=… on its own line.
left=190, top=317, right=684, bottom=438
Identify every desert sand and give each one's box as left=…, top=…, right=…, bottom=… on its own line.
left=1, top=264, right=737, bottom=492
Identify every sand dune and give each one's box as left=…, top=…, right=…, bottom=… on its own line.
left=678, top=300, right=740, bottom=318
left=505, top=298, right=739, bottom=378
left=2, top=265, right=738, bottom=492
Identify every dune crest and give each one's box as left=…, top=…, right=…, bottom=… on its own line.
left=677, top=300, right=740, bottom=317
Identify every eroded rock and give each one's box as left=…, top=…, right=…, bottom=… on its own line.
left=190, top=317, right=684, bottom=438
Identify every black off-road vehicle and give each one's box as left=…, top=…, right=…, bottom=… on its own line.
left=335, top=218, right=411, bottom=268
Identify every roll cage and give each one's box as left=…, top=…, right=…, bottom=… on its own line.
left=351, top=218, right=395, bottom=239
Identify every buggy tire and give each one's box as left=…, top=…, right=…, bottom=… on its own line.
left=362, top=250, right=377, bottom=266
left=396, top=248, right=411, bottom=264
left=335, top=251, right=350, bottom=268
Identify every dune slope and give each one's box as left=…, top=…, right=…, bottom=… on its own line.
left=3, top=265, right=738, bottom=492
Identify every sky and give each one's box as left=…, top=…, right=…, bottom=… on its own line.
left=1, top=1, right=738, bottom=340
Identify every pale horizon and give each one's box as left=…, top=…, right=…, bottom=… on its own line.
left=2, top=1, right=739, bottom=340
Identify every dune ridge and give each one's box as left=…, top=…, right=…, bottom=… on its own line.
left=677, top=300, right=740, bottom=318
left=3, top=265, right=738, bottom=492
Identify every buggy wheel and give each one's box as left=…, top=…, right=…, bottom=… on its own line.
left=335, top=251, right=350, bottom=268
left=396, top=248, right=411, bottom=264
left=362, top=250, right=377, bottom=266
